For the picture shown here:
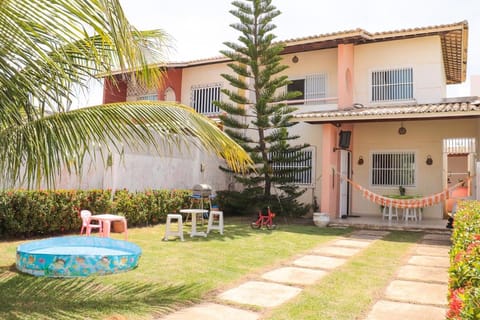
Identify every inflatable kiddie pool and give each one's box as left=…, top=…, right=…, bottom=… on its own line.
left=16, top=236, right=141, bottom=277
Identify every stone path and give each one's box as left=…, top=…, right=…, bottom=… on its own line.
left=159, top=229, right=390, bottom=320
left=365, top=233, right=451, bottom=320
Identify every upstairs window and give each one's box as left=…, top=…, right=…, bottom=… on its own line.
left=191, top=83, right=221, bottom=115
left=371, top=151, right=415, bottom=186
left=371, top=68, right=413, bottom=102
left=287, top=74, right=327, bottom=105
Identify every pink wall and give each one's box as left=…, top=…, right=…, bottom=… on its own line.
left=159, top=68, right=183, bottom=102
left=320, top=44, right=356, bottom=218
left=337, top=44, right=355, bottom=109
left=103, top=76, right=127, bottom=104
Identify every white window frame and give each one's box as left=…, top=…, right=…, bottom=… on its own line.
left=370, top=67, right=414, bottom=103
left=286, top=73, right=327, bottom=105
left=191, top=83, right=222, bottom=115
left=137, top=93, right=158, bottom=101
left=370, top=150, right=416, bottom=187
left=270, top=146, right=315, bottom=186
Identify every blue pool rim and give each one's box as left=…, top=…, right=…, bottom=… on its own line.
left=16, top=236, right=142, bottom=277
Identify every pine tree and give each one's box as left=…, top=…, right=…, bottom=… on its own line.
left=215, top=0, right=311, bottom=216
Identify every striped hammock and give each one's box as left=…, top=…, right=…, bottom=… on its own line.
left=339, top=175, right=468, bottom=209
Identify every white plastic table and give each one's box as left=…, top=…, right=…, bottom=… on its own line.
left=179, top=209, right=209, bottom=237
left=91, top=214, right=128, bottom=240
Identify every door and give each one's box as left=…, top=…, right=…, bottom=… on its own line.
left=339, top=150, right=352, bottom=218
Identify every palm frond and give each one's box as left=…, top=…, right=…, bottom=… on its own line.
left=0, top=102, right=254, bottom=188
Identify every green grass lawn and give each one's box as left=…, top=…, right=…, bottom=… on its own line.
left=0, top=217, right=353, bottom=319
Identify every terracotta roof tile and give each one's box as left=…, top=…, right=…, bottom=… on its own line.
left=293, top=97, right=480, bottom=123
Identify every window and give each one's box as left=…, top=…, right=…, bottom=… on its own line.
left=137, top=94, right=158, bottom=101
left=287, top=74, right=327, bottom=105
left=164, top=87, right=176, bottom=101
left=371, top=68, right=413, bottom=102
left=191, top=83, right=221, bottom=115
left=371, top=151, right=415, bottom=186
left=270, top=147, right=314, bottom=185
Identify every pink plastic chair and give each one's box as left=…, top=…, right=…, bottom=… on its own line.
left=80, top=210, right=102, bottom=236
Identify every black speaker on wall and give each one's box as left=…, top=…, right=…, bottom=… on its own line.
left=339, top=130, right=351, bottom=149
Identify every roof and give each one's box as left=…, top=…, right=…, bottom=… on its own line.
left=292, top=97, right=480, bottom=124
left=164, top=21, right=468, bottom=84
left=280, top=21, right=468, bottom=84
left=105, top=21, right=468, bottom=84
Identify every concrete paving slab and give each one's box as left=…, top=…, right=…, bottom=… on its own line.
left=408, top=255, right=450, bottom=268
left=414, top=245, right=450, bottom=257
left=312, top=246, right=362, bottom=257
left=385, top=280, right=448, bottom=306
left=293, top=255, right=347, bottom=270
left=397, top=265, right=448, bottom=283
left=351, top=230, right=390, bottom=237
left=218, top=281, right=302, bottom=308
left=423, top=233, right=452, bottom=241
left=261, top=267, right=328, bottom=285
left=349, top=234, right=383, bottom=240
left=366, top=300, right=446, bottom=320
left=332, top=239, right=372, bottom=248
left=160, top=303, right=259, bottom=320
left=421, top=239, right=451, bottom=246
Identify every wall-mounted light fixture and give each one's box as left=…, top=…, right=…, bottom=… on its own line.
left=398, top=121, right=407, bottom=135
left=357, top=156, right=364, bottom=165
left=292, top=55, right=299, bottom=63
left=426, top=155, right=433, bottom=165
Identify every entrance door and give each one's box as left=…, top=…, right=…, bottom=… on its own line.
left=443, top=137, right=477, bottom=217
left=339, top=150, right=352, bottom=218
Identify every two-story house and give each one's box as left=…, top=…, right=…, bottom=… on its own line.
left=103, top=21, right=476, bottom=222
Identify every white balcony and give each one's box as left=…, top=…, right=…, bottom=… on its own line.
left=286, top=96, right=339, bottom=115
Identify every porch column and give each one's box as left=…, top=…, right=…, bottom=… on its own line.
left=321, top=124, right=340, bottom=217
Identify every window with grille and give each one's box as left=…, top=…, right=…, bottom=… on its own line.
left=270, top=148, right=314, bottom=185
left=371, top=68, right=413, bottom=102
left=371, top=151, right=415, bottom=186
left=287, top=74, right=327, bottom=105
left=191, top=83, right=221, bottom=115
left=137, top=94, right=158, bottom=101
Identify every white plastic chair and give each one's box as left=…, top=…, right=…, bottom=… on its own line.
left=80, top=210, right=102, bottom=236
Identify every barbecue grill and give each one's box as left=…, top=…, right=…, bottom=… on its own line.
left=192, top=184, right=213, bottom=197
left=190, top=184, right=215, bottom=210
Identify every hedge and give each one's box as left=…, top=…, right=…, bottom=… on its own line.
left=447, top=200, right=480, bottom=319
left=0, top=189, right=190, bottom=238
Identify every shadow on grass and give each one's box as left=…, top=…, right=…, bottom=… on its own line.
left=182, top=216, right=354, bottom=242
left=0, top=265, right=199, bottom=320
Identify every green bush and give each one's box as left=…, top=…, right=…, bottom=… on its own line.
left=447, top=200, right=480, bottom=319
left=113, top=189, right=189, bottom=226
left=216, top=189, right=310, bottom=218
left=0, top=189, right=190, bottom=238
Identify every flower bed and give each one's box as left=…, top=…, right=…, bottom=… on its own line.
left=447, top=200, right=480, bottom=319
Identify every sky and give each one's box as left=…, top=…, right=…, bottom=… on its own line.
left=86, top=0, right=480, bottom=106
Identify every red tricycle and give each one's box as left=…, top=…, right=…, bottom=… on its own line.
left=250, top=207, right=277, bottom=230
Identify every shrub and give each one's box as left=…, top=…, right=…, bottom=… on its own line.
left=216, top=189, right=310, bottom=217
left=447, top=200, right=480, bottom=319
left=0, top=188, right=190, bottom=238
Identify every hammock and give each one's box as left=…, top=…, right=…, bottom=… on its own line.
left=338, top=174, right=467, bottom=209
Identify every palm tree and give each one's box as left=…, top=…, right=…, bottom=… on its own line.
left=0, top=0, right=252, bottom=188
